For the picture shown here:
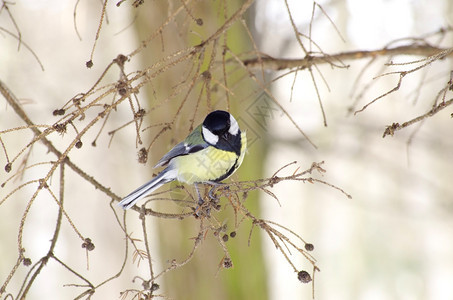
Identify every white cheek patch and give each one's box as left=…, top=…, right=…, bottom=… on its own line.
left=202, top=126, right=219, bottom=145
left=229, top=114, right=239, bottom=135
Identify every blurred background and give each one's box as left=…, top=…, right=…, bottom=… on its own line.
left=1, top=0, right=453, bottom=299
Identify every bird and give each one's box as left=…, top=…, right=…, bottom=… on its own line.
left=118, top=110, right=247, bottom=210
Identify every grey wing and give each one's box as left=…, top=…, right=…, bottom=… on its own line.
left=154, top=141, right=207, bottom=168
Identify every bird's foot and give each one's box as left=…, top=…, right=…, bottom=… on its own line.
left=193, top=182, right=225, bottom=218
left=193, top=197, right=211, bottom=218
left=207, top=182, right=224, bottom=203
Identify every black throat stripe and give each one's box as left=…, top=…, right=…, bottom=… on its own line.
left=213, top=157, right=239, bottom=182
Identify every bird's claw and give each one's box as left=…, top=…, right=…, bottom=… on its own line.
left=208, top=187, right=219, bottom=202
left=193, top=183, right=223, bottom=218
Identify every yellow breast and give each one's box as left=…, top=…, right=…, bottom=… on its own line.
left=171, top=147, right=236, bottom=184
left=172, top=131, right=246, bottom=184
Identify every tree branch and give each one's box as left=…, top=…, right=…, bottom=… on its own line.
left=243, top=44, right=452, bottom=71
left=383, top=98, right=453, bottom=137
left=0, top=80, right=119, bottom=201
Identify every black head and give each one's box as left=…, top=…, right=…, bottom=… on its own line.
left=203, top=110, right=231, bottom=136
left=201, top=110, right=241, bottom=155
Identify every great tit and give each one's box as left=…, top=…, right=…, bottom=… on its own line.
left=118, top=110, right=247, bottom=210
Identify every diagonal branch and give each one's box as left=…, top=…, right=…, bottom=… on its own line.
left=0, top=80, right=119, bottom=201
left=383, top=98, right=453, bottom=137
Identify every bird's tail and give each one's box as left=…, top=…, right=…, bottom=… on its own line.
left=118, top=167, right=175, bottom=210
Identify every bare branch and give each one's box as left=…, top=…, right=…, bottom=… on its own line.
left=383, top=98, right=453, bottom=137
left=243, top=44, right=450, bottom=71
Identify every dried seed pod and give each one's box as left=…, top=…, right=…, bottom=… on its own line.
left=297, top=270, right=312, bottom=283
left=304, top=243, right=314, bottom=251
